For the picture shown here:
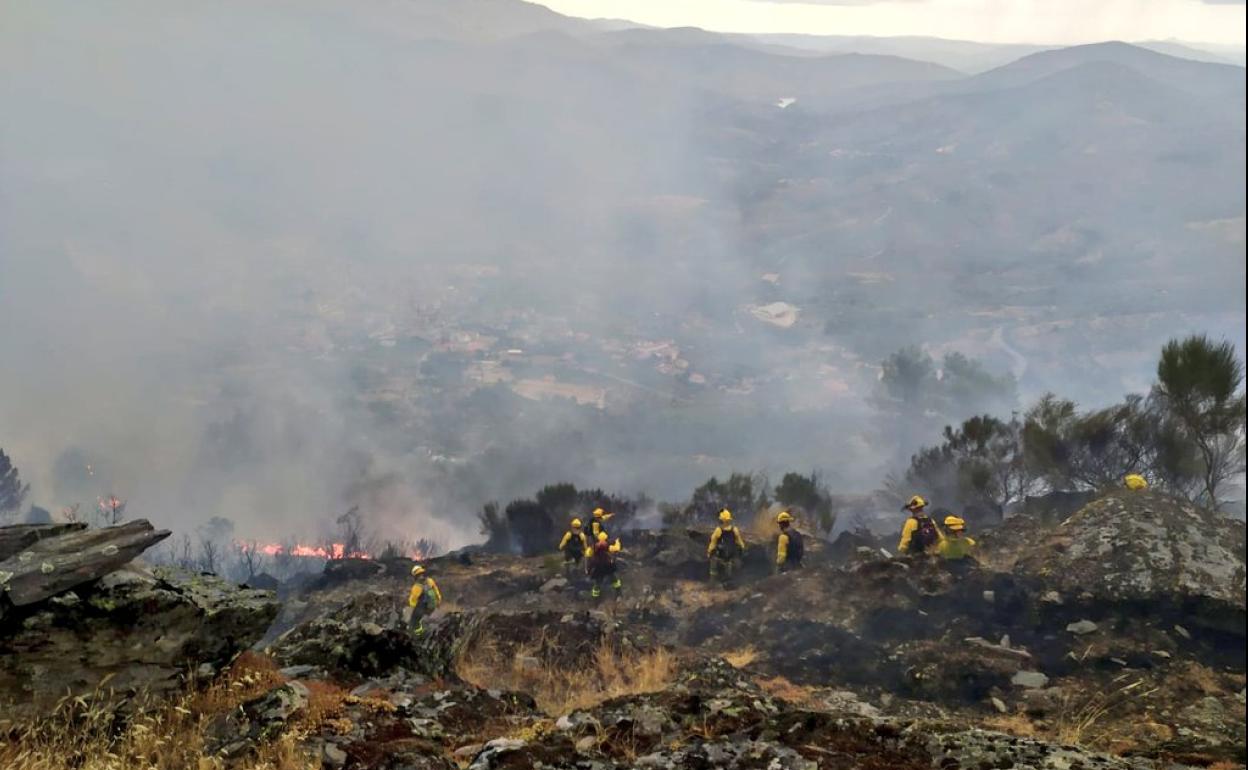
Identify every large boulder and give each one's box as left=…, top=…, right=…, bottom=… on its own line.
left=1012, top=490, right=1245, bottom=610
left=0, top=562, right=279, bottom=717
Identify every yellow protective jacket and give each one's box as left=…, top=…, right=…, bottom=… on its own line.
left=589, top=515, right=613, bottom=542
left=408, top=577, right=442, bottom=610
left=776, top=531, right=790, bottom=566
left=585, top=539, right=622, bottom=558
left=937, top=535, right=976, bottom=561
left=898, top=515, right=944, bottom=554
left=559, top=530, right=588, bottom=555
left=707, top=525, right=745, bottom=558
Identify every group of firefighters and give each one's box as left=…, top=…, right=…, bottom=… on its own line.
left=404, top=474, right=1151, bottom=634
left=401, top=496, right=978, bottom=633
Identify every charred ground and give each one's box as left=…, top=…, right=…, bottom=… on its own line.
left=1, top=489, right=1244, bottom=769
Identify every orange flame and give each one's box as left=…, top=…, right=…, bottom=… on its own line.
left=237, top=541, right=428, bottom=561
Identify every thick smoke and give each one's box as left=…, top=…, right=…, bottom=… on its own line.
left=2, top=0, right=1244, bottom=544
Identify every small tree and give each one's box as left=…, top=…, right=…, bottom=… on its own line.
left=96, top=495, right=127, bottom=526
left=198, top=537, right=221, bottom=573
left=680, top=472, right=769, bottom=526
left=0, top=448, right=30, bottom=521
left=272, top=537, right=296, bottom=578
left=898, top=415, right=1037, bottom=523
left=236, top=541, right=263, bottom=580
left=478, top=502, right=509, bottom=551
left=1152, top=335, right=1247, bottom=507
left=336, top=506, right=366, bottom=557
left=774, top=471, right=837, bottom=536
left=176, top=533, right=195, bottom=569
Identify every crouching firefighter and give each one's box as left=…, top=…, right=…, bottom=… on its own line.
left=558, top=518, right=590, bottom=579
left=586, top=531, right=622, bottom=600
left=937, top=515, right=977, bottom=559
left=707, top=509, right=746, bottom=585
left=775, top=511, right=804, bottom=573
left=407, top=564, right=442, bottom=637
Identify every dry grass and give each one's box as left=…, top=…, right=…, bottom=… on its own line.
left=754, top=676, right=824, bottom=710
left=983, top=713, right=1041, bottom=739
left=457, top=636, right=676, bottom=716
left=1054, top=677, right=1156, bottom=748
left=721, top=646, right=759, bottom=669
left=0, top=652, right=328, bottom=770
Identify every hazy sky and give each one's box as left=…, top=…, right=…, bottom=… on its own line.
left=539, top=0, right=1248, bottom=46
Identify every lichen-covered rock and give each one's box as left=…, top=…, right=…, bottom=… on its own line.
left=0, top=562, right=279, bottom=717
left=205, top=681, right=310, bottom=758
left=1014, top=491, right=1246, bottom=609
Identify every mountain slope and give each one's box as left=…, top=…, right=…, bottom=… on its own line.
left=972, top=41, right=1246, bottom=103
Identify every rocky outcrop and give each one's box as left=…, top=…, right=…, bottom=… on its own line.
left=1013, top=490, right=1246, bottom=610
left=0, top=522, right=279, bottom=718
left=0, top=519, right=171, bottom=610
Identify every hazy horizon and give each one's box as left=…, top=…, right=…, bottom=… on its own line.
left=539, top=0, right=1248, bottom=48
left=2, top=0, right=1244, bottom=549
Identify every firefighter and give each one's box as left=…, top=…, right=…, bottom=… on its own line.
left=897, top=495, right=943, bottom=555
left=558, top=518, right=589, bottom=578
left=406, top=565, right=442, bottom=637
left=586, top=531, right=622, bottom=600
left=775, top=510, right=804, bottom=572
left=707, top=509, right=746, bottom=585
left=589, top=507, right=614, bottom=541
left=936, top=515, right=977, bottom=561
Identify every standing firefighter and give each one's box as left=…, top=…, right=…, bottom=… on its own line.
left=406, top=565, right=442, bottom=637
left=897, top=495, right=943, bottom=556
left=775, top=511, right=804, bottom=572
left=558, top=518, right=590, bottom=578
left=707, top=509, right=746, bottom=585
left=586, top=531, right=622, bottom=600
left=589, top=507, right=614, bottom=541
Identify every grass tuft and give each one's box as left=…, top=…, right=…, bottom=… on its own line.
left=0, top=652, right=318, bottom=770
left=457, top=636, right=676, bottom=716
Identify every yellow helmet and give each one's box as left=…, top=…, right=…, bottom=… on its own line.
left=943, top=515, right=965, bottom=531
left=718, top=509, right=733, bottom=524
left=1124, top=474, right=1148, bottom=491
left=592, top=507, right=606, bottom=519
left=571, top=518, right=582, bottom=529
left=411, top=565, right=426, bottom=577
left=776, top=511, right=793, bottom=524
left=903, top=495, right=928, bottom=512
left=597, top=532, right=609, bottom=543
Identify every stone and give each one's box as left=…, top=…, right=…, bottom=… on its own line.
left=1174, top=624, right=1192, bottom=640
left=982, top=590, right=996, bottom=602
left=1011, top=670, right=1050, bottom=689
left=1040, top=590, right=1064, bottom=604
left=322, top=743, right=347, bottom=768
left=539, top=577, right=568, bottom=592
left=575, top=735, right=597, bottom=752
left=991, top=697, right=1008, bottom=714
left=484, top=738, right=525, bottom=751
left=1066, top=619, right=1099, bottom=635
